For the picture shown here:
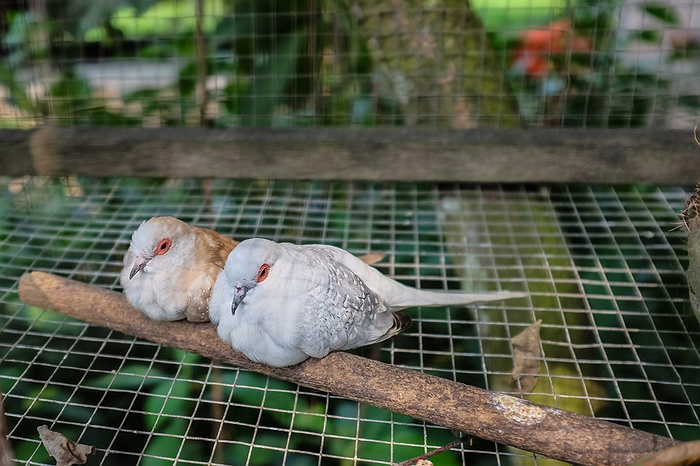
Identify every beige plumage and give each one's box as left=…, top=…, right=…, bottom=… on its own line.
left=121, top=216, right=238, bottom=322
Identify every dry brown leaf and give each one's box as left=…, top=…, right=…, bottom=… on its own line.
left=511, top=319, right=543, bottom=393
left=1, top=391, right=15, bottom=466
left=680, top=183, right=700, bottom=323
left=37, top=425, right=94, bottom=466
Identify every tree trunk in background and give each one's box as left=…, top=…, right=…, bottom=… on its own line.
left=347, top=0, right=520, bottom=128
left=348, top=5, right=601, bottom=465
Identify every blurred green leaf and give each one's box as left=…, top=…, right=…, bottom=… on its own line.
left=239, top=29, right=307, bottom=126
left=177, top=61, right=199, bottom=97
left=141, top=425, right=187, bottom=466
left=47, top=0, right=159, bottom=40
left=630, top=29, right=660, bottom=43
left=137, top=42, right=180, bottom=58
left=105, top=0, right=225, bottom=40
left=642, top=3, right=680, bottom=26
left=4, top=11, right=50, bottom=66
left=223, top=440, right=284, bottom=465
left=86, top=364, right=169, bottom=390
left=221, top=80, right=247, bottom=114
left=46, top=70, right=91, bottom=109
left=290, top=399, right=326, bottom=433
left=123, top=87, right=162, bottom=103
left=222, top=0, right=308, bottom=55
left=144, top=378, right=192, bottom=431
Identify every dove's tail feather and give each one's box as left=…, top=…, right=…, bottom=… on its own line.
left=336, top=245, right=527, bottom=309
left=386, top=285, right=527, bottom=309
left=387, top=311, right=412, bottom=337
left=360, top=265, right=527, bottom=308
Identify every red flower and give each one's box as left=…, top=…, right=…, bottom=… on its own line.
left=510, top=20, right=591, bottom=78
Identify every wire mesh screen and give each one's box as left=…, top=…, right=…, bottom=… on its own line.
left=2, top=1, right=700, bottom=129
left=1, top=177, right=699, bottom=465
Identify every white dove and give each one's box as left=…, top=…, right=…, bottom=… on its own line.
left=121, top=217, right=387, bottom=322
left=210, top=238, right=526, bottom=367
left=120, top=216, right=239, bottom=322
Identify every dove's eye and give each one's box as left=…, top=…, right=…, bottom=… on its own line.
left=156, top=238, right=172, bottom=255
left=257, top=264, right=270, bottom=282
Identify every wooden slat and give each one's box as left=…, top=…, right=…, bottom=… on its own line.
left=0, top=126, right=696, bottom=183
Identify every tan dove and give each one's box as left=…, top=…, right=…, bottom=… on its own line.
left=121, top=216, right=386, bottom=322
left=120, top=216, right=238, bottom=322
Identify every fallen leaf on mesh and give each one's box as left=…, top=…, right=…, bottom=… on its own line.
left=1, top=391, right=15, bottom=466
left=680, top=183, right=700, bottom=323
left=511, top=319, right=543, bottom=393
left=37, top=425, right=94, bottom=466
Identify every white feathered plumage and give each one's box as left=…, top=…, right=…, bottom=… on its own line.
left=210, top=238, right=526, bottom=367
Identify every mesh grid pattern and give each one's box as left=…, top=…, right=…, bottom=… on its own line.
left=1, top=177, right=699, bottom=465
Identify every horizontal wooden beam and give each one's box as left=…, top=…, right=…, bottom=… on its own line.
left=1, top=127, right=696, bottom=184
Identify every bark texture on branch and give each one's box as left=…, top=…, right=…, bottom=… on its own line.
left=18, top=271, right=679, bottom=466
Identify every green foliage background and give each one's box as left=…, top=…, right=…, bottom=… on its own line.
left=0, top=0, right=689, bottom=129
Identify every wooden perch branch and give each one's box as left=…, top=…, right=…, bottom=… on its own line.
left=18, top=271, right=679, bottom=466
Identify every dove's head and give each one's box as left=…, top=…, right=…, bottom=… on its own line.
left=223, top=238, right=281, bottom=315
left=124, top=216, right=193, bottom=280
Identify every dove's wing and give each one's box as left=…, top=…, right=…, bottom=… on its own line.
left=305, top=244, right=526, bottom=309
left=194, top=226, right=239, bottom=265
left=180, top=226, right=239, bottom=322
left=293, top=245, right=410, bottom=359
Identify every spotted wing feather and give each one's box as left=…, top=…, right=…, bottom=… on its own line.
left=297, top=246, right=410, bottom=359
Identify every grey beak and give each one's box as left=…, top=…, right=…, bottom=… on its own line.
left=231, top=283, right=250, bottom=315
left=129, top=255, right=150, bottom=280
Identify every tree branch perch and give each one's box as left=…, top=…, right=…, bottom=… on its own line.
left=18, top=271, right=679, bottom=465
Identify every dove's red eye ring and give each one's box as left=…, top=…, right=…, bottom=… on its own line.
left=257, top=264, right=270, bottom=282
left=156, top=238, right=172, bottom=255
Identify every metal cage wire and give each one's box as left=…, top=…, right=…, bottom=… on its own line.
left=1, top=177, right=699, bottom=465
left=3, top=2, right=700, bottom=129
